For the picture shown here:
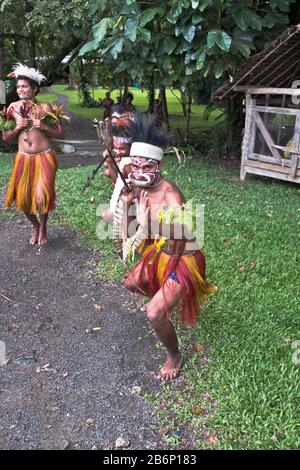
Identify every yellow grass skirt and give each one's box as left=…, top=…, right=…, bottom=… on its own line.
left=127, top=243, right=217, bottom=326
left=5, top=149, right=58, bottom=214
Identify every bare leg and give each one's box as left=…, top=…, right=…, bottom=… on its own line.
left=24, top=212, right=40, bottom=245
left=38, top=213, right=48, bottom=245
left=124, top=262, right=149, bottom=295
left=146, top=279, right=183, bottom=380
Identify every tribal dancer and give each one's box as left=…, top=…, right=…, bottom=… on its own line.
left=100, top=115, right=134, bottom=224
left=2, top=63, right=66, bottom=245
left=120, top=115, right=217, bottom=380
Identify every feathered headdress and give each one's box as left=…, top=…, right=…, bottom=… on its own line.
left=7, top=63, right=47, bottom=85
left=126, top=114, right=169, bottom=161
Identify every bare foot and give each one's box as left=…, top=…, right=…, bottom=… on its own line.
left=156, top=352, right=183, bottom=381
left=38, top=228, right=48, bottom=245
left=29, top=226, right=40, bottom=245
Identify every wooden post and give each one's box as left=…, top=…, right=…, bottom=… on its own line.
left=0, top=80, right=5, bottom=104
left=240, top=93, right=256, bottom=180
left=290, top=114, right=300, bottom=177
left=259, top=93, right=269, bottom=155
left=276, top=95, right=286, bottom=145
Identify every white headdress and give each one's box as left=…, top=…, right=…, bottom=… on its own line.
left=8, top=63, right=47, bottom=85
left=113, top=135, right=132, bottom=144
left=130, top=142, right=163, bottom=161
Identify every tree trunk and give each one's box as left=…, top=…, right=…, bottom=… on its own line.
left=0, top=36, right=4, bottom=79
left=147, top=74, right=155, bottom=113
left=159, top=83, right=169, bottom=128
left=224, top=95, right=244, bottom=157
left=123, top=77, right=128, bottom=101
left=185, top=88, right=192, bottom=141
left=27, top=33, right=36, bottom=68
left=179, top=89, right=187, bottom=118
left=289, top=2, right=300, bottom=23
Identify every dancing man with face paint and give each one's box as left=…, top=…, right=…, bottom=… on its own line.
left=100, top=115, right=134, bottom=224
left=2, top=63, right=65, bottom=245
left=120, top=115, right=217, bottom=380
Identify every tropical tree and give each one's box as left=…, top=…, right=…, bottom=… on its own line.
left=80, top=0, right=295, bottom=142
left=0, top=0, right=92, bottom=81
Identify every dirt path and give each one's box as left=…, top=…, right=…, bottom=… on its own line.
left=0, top=217, right=170, bottom=450
left=51, top=90, right=98, bottom=142
left=0, top=94, right=169, bottom=450
left=0, top=94, right=191, bottom=450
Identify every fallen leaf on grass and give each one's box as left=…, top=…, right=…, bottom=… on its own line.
left=207, top=435, right=219, bottom=445
left=238, top=262, right=246, bottom=272
left=194, top=342, right=204, bottom=353
left=191, top=406, right=204, bottom=415
left=158, top=428, right=169, bottom=436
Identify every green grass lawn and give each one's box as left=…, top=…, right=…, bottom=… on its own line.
left=37, top=90, right=59, bottom=104
left=51, top=84, right=223, bottom=131
left=1, top=152, right=299, bottom=449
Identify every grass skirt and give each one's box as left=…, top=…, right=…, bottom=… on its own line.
left=127, top=243, right=217, bottom=326
left=5, top=149, right=58, bottom=214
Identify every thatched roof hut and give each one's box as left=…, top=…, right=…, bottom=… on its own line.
left=214, top=25, right=300, bottom=184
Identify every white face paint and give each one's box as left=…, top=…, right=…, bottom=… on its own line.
left=16, top=79, right=36, bottom=100
left=128, top=157, right=160, bottom=187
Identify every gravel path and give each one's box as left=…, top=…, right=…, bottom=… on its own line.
left=0, top=92, right=193, bottom=450
left=0, top=217, right=169, bottom=450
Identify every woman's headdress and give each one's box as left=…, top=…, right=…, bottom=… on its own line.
left=7, top=63, right=47, bottom=85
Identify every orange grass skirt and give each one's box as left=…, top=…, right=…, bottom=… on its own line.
left=127, top=243, right=217, bottom=326
left=5, top=149, right=58, bottom=214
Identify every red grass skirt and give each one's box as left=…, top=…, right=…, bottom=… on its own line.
left=5, top=149, right=58, bottom=214
left=127, top=244, right=217, bottom=326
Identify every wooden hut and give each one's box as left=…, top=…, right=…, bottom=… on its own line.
left=214, top=25, right=300, bottom=184
left=0, top=80, right=5, bottom=105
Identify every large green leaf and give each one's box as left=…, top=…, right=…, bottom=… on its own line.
left=79, top=38, right=100, bottom=56
left=186, top=63, right=196, bottom=75
left=237, top=41, right=251, bottom=58
left=89, top=0, right=108, bottom=15
left=196, top=50, right=206, bottom=70
left=124, top=18, right=137, bottom=42
left=139, top=7, right=164, bottom=27
left=110, top=38, right=124, bottom=59
left=164, top=36, right=178, bottom=55
left=202, top=62, right=211, bottom=78
left=270, top=0, right=291, bottom=12
left=207, top=30, right=231, bottom=52
left=175, top=24, right=182, bottom=37
left=244, top=8, right=263, bottom=31
left=214, top=61, right=224, bottom=79
left=207, top=30, right=218, bottom=48
left=92, top=18, right=114, bottom=44
left=115, top=61, right=128, bottom=73
left=192, top=14, right=204, bottom=25
left=199, top=0, right=212, bottom=12
left=232, top=6, right=248, bottom=31
left=162, top=55, right=172, bottom=70
left=137, top=27, right=151, bottom=43
left=182, top=25, right=196, bottom=43
left=167, top=3, right=183, bottom=24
